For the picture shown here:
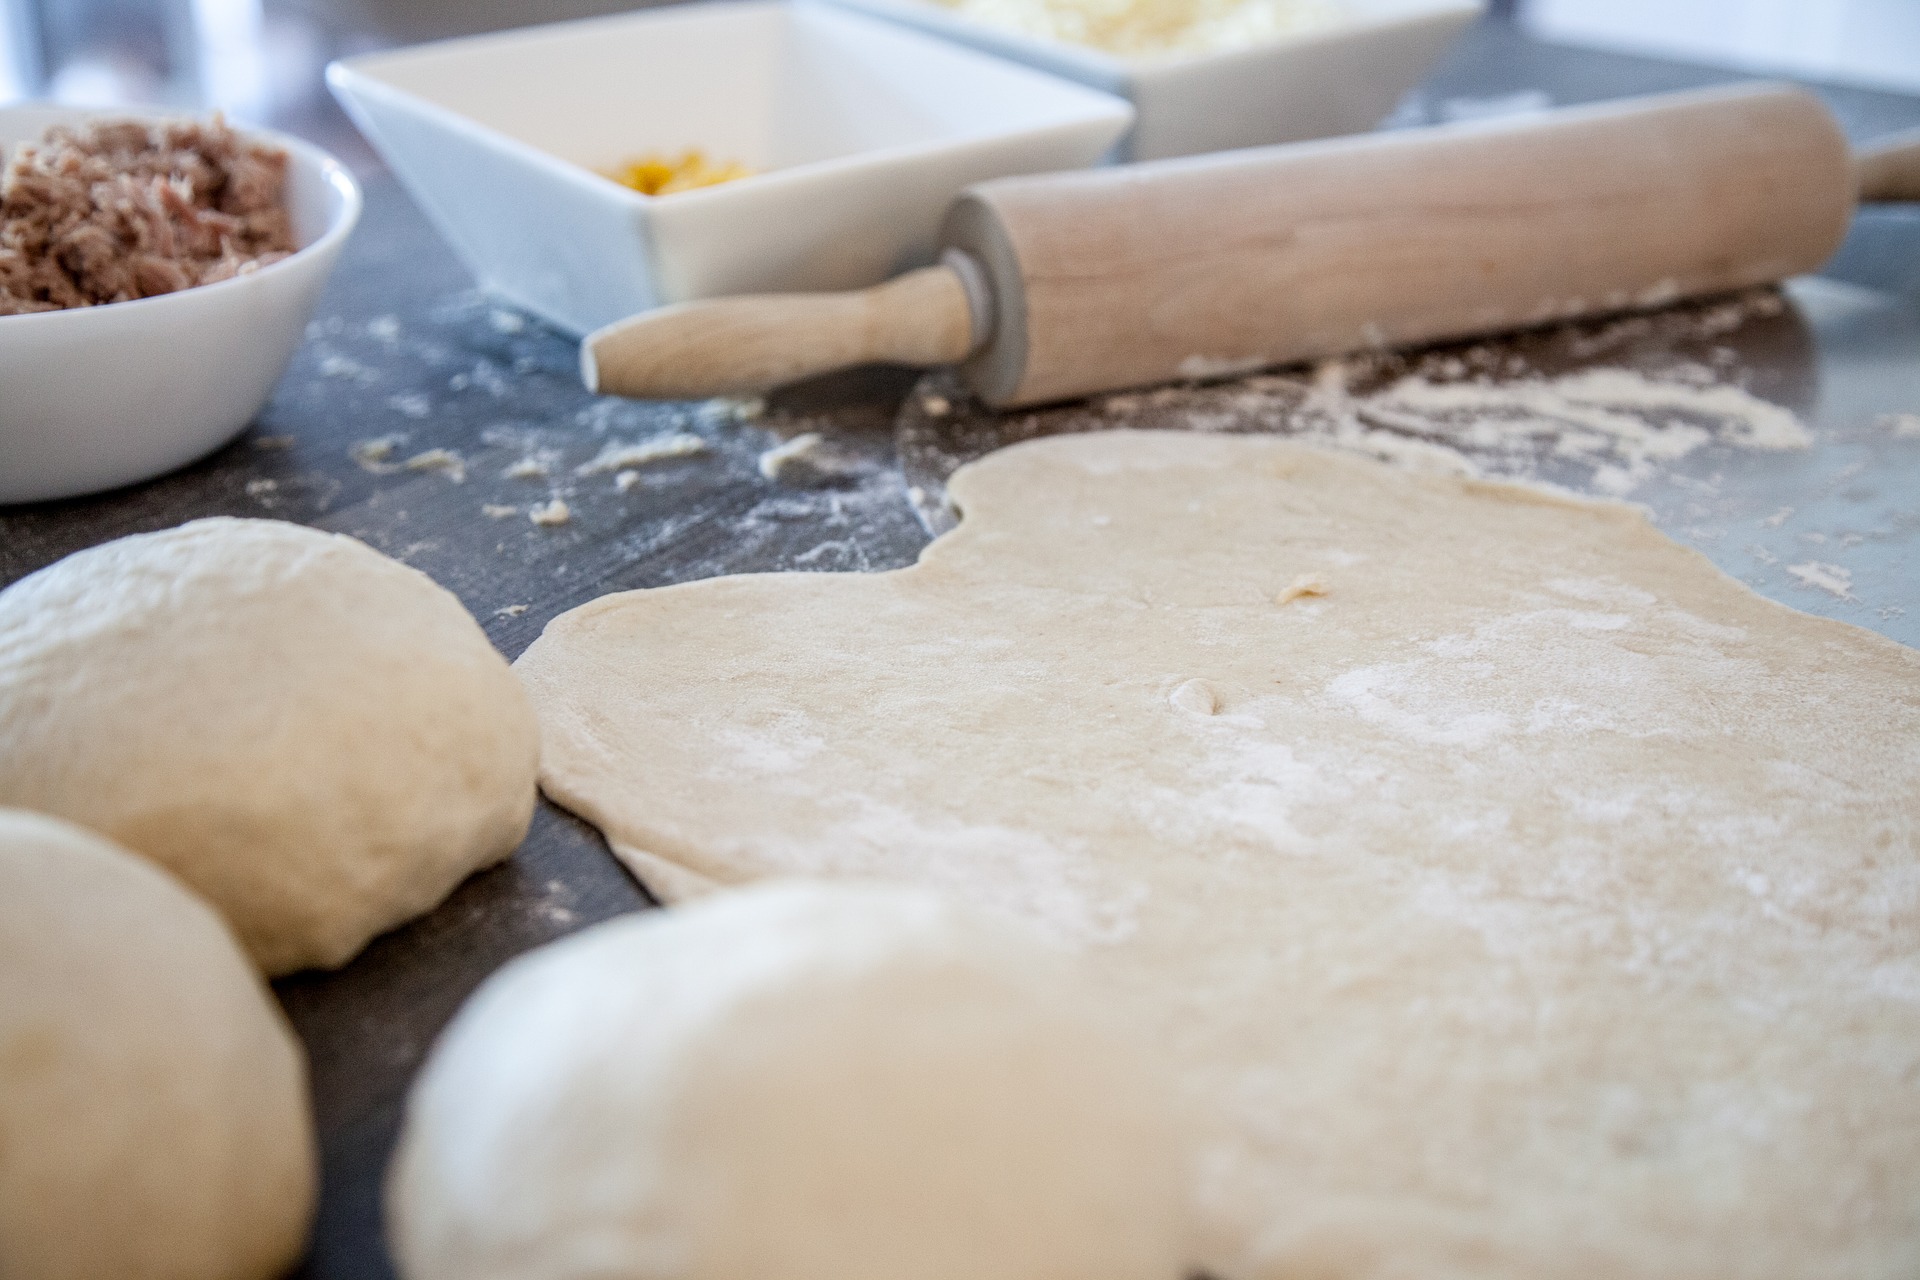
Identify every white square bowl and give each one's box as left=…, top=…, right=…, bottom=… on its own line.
left=816, top=0, right=1484, bottom=160
left=326, top=0, right=1133, bottom=335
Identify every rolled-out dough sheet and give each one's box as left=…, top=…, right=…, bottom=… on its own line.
left=515, top=432, right=1920, bottom=1279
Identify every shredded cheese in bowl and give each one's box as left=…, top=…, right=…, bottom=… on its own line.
left=932, top=0, right=1344, bottom=57
left=606, top=151, right=756, bottom=196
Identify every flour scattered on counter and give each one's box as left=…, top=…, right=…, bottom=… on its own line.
left=1762, top=506, right=1794, bottom=528
left=701, top=396, right=765, bottom=424
left=365, top=315, right=401, bottom=342
left=1280, top=361, right=1484, bottom=478
left=387, top=392, right=433, bottom=420
left=614, top=469, right=641, bottom=493
left=318, top=352, right=378, bottom=384
left=494, top=604, right=528, bottom=618
left=503, top=456, right=549, bottom=481
left=350, top=434, right=406, bottom=473
left=1877, top=412, right=1920, bottom=439
left=576, top=433, right=707, bottom=476
left=482, top=504, right=519, bottom=520
left=1179, top=354, right=1269, bottom=380
left=898, top=288, right=1825, bottom=542
left=1250, top=357, right=1811, bottom=495
left=759, top=433, right=824, bottom=482
left=573, top=399, right=658, bottom=437
left=1360, top=365, right=1801, bottom=462
left=1569, top=291, right=1786, bottom=363
left=1550, top=368, right=1805, bottom=447
left=759, top=433, right=867, bottom=488
left=530, top=499, right=571, bottom=527
left=455, top=360, right=511, bottom=398
left=403, top=448, right=466, bottom=483
left=1786, top=561, right=1854, bottom=600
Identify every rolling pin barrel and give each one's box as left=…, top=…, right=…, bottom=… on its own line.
left=943, top=82, right=1854, bottom=408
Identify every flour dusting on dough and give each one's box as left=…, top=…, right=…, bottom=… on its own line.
left=515, top=434, right=1920, bottom=1280
left=712, top=714, right=827, bottom=776
left=797, top=796, right=1144, bottom=946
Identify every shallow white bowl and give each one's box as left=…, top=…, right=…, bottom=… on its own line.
left=818, top=0, right=1484, bottom=160
left=325, top=0, right=1133, bottom=336
left=0, top=107, right=361, bottom=505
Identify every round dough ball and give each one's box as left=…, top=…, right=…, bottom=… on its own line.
left=0, top=808, right=315, bottom=1280
left=0, top=517, right=539, bottom=974
left=391, top=883, right=1193, bottom=1280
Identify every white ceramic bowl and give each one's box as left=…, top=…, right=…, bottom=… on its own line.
left=818, top=0, right=1484, bottom=160
left=325, top=0, right=1133, bottom=336
left=0, top=107, right=361, bottom=505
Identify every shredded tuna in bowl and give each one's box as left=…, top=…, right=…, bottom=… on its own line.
left=1, top=115, right=300, bottom=316
left=0, top=107, right=361, bottom=505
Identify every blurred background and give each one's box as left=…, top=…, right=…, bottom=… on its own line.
left=2, top=0, right=1915, bottom=171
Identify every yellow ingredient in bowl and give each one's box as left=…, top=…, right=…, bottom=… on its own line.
left=607, top=151, right=755, bottom=196
left=931, top=0, right=1342, bottom=57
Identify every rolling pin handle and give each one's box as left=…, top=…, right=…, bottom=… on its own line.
left=581, top=263, right=982, bottom=401
left=1856, top=126, right=1920, bottom=203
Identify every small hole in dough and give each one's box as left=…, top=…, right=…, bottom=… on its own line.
left=1169, top=678, right=1221, bottom=716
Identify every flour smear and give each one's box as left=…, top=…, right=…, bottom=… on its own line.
left=899, top=290, right=1814, bottom=522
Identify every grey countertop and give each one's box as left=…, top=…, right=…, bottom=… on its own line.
left=1, top=15, right=1916, bottom=1280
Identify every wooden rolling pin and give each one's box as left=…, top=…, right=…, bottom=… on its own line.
left=584, top=83, right=1920, bottom=410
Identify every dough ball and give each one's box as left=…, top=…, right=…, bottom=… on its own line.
left=0, top=517, right=539, bottom=974
left=390, top=883, right=1193, bottom=1280
left=0, top=808, right=315, bottom=1280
